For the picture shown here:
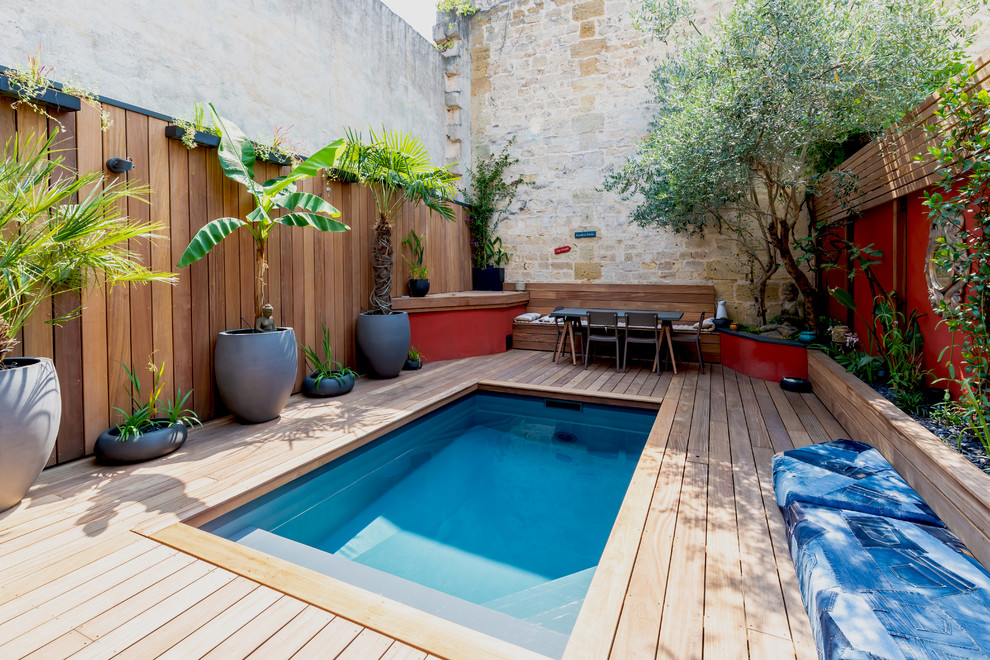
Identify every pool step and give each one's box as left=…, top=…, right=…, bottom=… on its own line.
left=484, top=567, right=596, bottom=634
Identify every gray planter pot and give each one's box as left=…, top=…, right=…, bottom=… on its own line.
left=356, top=311, right=410, bottom=379
left=94, top=419, right=187, bottom=464
left=302, top=372, right=355, bottom=397
left=0, top=358, right=61, bottom=512
left=215, top=327, right=298, bottom=423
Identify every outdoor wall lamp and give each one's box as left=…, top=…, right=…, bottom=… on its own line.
left=106, top=157, right=133, bottom=174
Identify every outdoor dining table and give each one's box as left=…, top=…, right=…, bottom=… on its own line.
left=548, top=308, right=685, bottom=372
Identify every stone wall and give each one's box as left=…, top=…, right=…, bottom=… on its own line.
left=0, top=0, right=447, bottom=161
left=462, top=0, right=990, bottom=325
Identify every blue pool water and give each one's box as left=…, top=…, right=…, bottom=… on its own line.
left=203, top=392, right=654, bottom=657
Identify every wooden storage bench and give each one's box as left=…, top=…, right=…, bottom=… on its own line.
left=510, top=283, right=721, bottom=363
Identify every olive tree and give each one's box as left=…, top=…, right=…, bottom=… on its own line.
left=605, top=0, right=974, bottom=330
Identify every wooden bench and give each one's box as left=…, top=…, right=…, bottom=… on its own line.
left=511, top=283, right=721, bottom=363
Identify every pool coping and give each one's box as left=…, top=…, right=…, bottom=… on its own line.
left=139, top=379, right=665, bottom=660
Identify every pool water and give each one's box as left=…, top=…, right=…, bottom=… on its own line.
left=203, top=392, right=654, bottom=657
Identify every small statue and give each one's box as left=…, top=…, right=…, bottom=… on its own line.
left=759, top=283, right=806, bottom=338
left=255, top=303, right=276, bottom=333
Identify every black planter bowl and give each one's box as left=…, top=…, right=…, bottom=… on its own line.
left=712, top=318, right=731, bottom=329
left=780, top=377, right=813, bottom=393
left=404, top=358, right=422, bottom=371
left=302, top=372, right=356, bottom=397
left=408, top=278, right=430, bottom=297
left=95, top=420, right=187, bottom=464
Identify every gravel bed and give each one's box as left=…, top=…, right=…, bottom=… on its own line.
left=873, top=384, right=990, bottom=476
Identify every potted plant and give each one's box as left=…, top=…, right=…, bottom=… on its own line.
left=178, top=105, right=349, bottom=423
left=463, top=140, right=524, bottom=291
left=94, top=359, right=200, bottom=464
left=0, top=132, right=173, bottom=511
left=404, top=346, right=423, bottom=371
left=402, top=228, right=430, bottom=297
left=331, top=128, right=456, bottom=378
left=300, top=325, right=358, bottom=397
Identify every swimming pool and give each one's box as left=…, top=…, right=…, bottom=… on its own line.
left=201, top=392, right=655, bottom=657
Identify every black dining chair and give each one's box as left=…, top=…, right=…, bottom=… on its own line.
left=584, top=311, right=621, bottom=371
left=623, top=312, right=660, bottom=373
left=669, top=311, right=707, bottom=373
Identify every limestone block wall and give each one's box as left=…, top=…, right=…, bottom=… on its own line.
left=0, top=0, right=447, bottom=161
left=463, top=0, right=990, bottom=325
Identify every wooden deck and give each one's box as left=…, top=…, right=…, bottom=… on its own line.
left=0, top=350, right=841, bottom=659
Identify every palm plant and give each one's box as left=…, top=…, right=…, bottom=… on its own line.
left=0, top=132, right=174, bottom=363
left=332, top=128, right=457, bottom=314
left=178, top=105, right=349, bottom=322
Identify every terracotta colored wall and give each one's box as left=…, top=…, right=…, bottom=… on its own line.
left=408, top=305, right=525, bottom=362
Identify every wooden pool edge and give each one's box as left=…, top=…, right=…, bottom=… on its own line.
left=139, top=379, right=670, bottom=660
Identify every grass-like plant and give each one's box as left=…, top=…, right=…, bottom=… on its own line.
left=402, top=228, right=428, bottom=279
left=331, top=128, right=456, bottom=315
left=0, top=132, right=174, bottom=363
left=113, top=358, right=200, bottom=441
left=301, top=325, right=358, bottom=387
left=177, top=105, right=349, bottom=323
left=407, top=346, right=422, bottom=362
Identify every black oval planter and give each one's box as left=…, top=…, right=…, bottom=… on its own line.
left=215, top=327, right=298, bottom=423
left=404, top=358, right=422, bottom=371
left=0, top=358, right=62, bottom=512
left=472, top=266, right=504, bottom=291
left=95, top=420, right=187, bottom=464
left=408, top=278, right=430, bottom=297
left=356, top=311, right=410, bottom=379
left=302, top=372, right=356, bottom=397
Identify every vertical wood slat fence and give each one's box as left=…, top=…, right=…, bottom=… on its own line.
left=1, top=99, right=471, bottom=466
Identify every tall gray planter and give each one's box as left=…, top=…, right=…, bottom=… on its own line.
left=356, top=311, right=410, bottom=379
left=0, top=358, right=61, bottom=512
left=214, top=327, right=298, bottom=423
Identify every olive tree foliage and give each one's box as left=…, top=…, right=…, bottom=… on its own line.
left=605, top=0, right=974, bottom=329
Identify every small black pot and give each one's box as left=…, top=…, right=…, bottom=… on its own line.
left=873, top=368, right=890, bottom=385
left=404, top=358, right=422, bottom=370
left=712, top=318, right=731, bottom=329
left=925, top=386, right=947, bottom=405
left=408, top=278, right=430, bottom=297
left=302, top=372, right=356, bottom=397
left=95, top=419, right=187, bottom=464
left=472, top=266, right=504, bottom=291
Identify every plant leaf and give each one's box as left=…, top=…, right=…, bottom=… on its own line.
left=829, top=287, right=856, bottom=311
left=177, top=217, right=245, bottom=266
left=208, top=104, right=258, bottom=191
left=278, top=191, right=341, bottom=217
left=279, top=212, right=349, bottom=232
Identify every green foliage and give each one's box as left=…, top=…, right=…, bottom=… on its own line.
left=178, top=105, right=348, bottom=320
left=173, top=102, right=218, bottom=150
left=408, top=345, right=422, bottom=361
left=463, top=139, right=524, bottom=268
left=300, top=326, right=357, bottom=387
left=0, top=132, right=175, bottom=361
left=437, top=0, right=477, bottom=16
left=5, top=48, right=110, bottom=132
left=113, top=358, right=200, bottom=441
left=607, top=0, right=974, bottom=328
left=402, top=228, right=428, bottom=279
left=921, top=64, right=990, bottom=454
left=331, top=127, right=456, bottom=315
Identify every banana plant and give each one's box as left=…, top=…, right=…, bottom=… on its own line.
left=177, top=104, right=349, bottom=323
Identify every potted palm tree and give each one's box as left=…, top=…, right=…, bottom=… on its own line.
left=178, top=105, right=349, bottom=423
left=0, top=132, right=174, bottom=511
left=332, top=129, right=456, bottom=378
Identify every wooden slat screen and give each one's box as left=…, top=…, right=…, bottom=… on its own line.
left=1, top=98, right=471, bottom=465
left=814, top=54, right=990, bottom=224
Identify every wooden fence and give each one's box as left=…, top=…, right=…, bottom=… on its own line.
left=814, top=55, right=990, bottom=223
left=1, top=98, right=471, bottom=466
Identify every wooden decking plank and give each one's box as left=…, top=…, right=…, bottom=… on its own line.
left=646, top=370, right=673, bottom=398
left=290, top=616, right=365, bottom=659
left=20, top=629, right=92, bottom=659
left=766, top=385, right=813, bottom=448
left=800, top=392, right=847, bottom=442
left=748, top=379, right=794, bottom=452
left=783, top=391, right=832, bottom=444
left=242, top=606, right=337, bottom=660
left=380, top=641, right=430, bottom=660
left=336, top=627, right=399, bottom=659
left=686, top=366, right=711, bottom=462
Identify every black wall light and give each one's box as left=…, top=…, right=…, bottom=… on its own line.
left=106, top=157, right=133, bottom=174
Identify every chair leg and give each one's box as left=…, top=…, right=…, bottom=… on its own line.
left=584, top=339, right=590, bottom=369
left=696, top=338, right=705, bottom=374
left=623, top=338, right=629, bottom=373
left=615, top=339, right=621, bottom=372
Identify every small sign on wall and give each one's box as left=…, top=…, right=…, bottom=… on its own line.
left=574, top=230, right=596, bottom=238
left=554, top=246, right=571, bottom=254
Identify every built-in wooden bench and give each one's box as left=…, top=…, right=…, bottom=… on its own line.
left=511, top=283, right=721, bottom=363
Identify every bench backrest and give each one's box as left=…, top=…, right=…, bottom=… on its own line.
left=523, top=283, right=716, bottom=317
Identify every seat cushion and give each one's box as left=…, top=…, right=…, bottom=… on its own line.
left=772, top=439, right=943, bottom=527
left=786, top=502, right=990, bottom=659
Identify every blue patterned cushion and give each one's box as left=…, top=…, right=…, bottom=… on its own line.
left=786, top=502, right=990, bottom=659
left=772, top=439, right=943, bottom=527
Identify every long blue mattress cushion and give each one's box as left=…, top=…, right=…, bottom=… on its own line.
left=772, top=438, right=943, bottom=527
left=787, top=502, right=990, bottom=659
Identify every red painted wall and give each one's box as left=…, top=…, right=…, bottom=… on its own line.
left=408, top=305, right=526, bottom=362
left=720, top=332, right=808, bottom=381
